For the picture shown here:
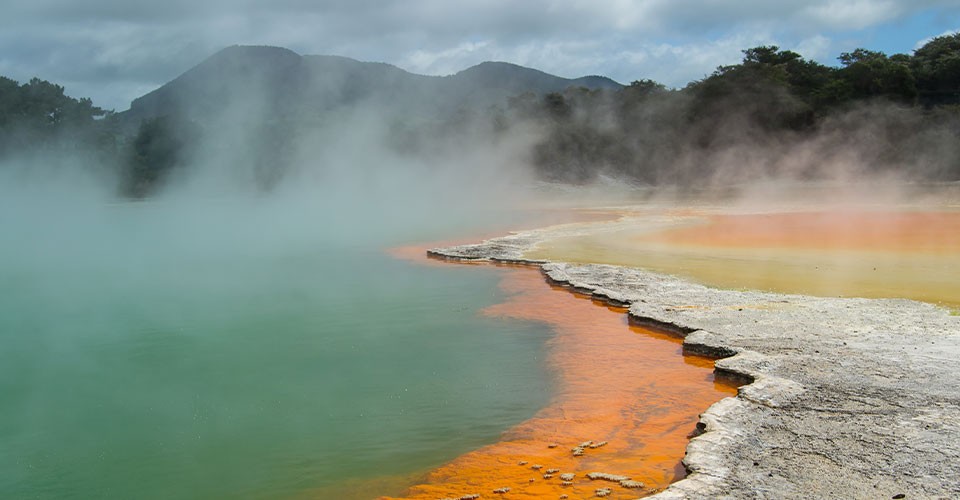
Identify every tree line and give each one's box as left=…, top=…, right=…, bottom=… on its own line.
left=0, top=77, right=116, bottom=161
left=499, top=33, right=960, bottom=184
left=1, top=33, right=958, bottom=196
left=0, top=75, right=199, bottom=196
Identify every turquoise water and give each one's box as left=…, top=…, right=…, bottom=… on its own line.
left=0, top=198, right=555, bottom=499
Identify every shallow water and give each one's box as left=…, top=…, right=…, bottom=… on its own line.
left=390, top=266, right=738, bottom=499
left=0, top=202, right=560, bottom=499
left=529, top=209, right=960, bottom=308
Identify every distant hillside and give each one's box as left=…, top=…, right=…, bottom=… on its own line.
left=445, top=61, right=621, bottom=103
left=7, top=37, right=954, bottom=199
left=120, top=45, right=623, bottom=128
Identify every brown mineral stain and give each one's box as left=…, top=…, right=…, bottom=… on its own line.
left=381, top=263, right=738, bottom=500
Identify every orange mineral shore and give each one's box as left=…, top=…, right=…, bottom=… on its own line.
left=528, top=209, right=960, bottom=308
left=381, top=256, right=738, bottom=500
left=646, top=211, right=960, bottom=254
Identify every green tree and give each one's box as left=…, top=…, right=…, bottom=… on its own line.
left=912, top=32, right=960, bottom=105
left=624, top=79, right=667, bottom=100
left=124, top=116, right=198, bottom=197
left=836, top=48, right=917, bottom=103
left=543, top=92, right=571, bottom=120
left=0, top=75, right=109, bottom=156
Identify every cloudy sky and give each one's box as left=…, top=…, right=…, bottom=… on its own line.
left=1, top=0, right=958, bottom=111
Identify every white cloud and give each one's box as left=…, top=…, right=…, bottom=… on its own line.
left=626, top=33, right=778, bottom=86
left=401, top=41, right=493, bottom=76
left=0, top=0, right=956, bottom=109
left=394, top=32, right=779, bottom=88
left=794, top=35, right=833, bottom=61
left=801, top=0, right=901, bottom=31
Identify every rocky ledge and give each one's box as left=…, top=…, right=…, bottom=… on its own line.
left=430, top=233, right=960, bottom=499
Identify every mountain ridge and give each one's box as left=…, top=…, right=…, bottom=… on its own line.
left=121, top=45, right=623, bottom=127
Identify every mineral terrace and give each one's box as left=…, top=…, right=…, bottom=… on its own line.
left=428, top=222, right=960, bottom=499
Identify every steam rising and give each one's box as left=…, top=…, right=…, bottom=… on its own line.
left=2, top=40, right=958, bottom=500
left=3, top=51, right=957, bottom=285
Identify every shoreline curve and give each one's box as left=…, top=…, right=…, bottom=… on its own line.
left=427, top=222, right=960, bottom=499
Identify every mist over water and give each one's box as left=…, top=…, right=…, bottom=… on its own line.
left=0, top=154, right=561, bottom=499
left=0, top=48, right=587, bottom=496
left=3, top=37, right=959, bottom=499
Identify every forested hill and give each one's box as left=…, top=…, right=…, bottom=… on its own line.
left=1, top=35, right=958, bottom=197
left=0, top=76, right=115, bottom=161
left=512, top=35, right=960, bottom=184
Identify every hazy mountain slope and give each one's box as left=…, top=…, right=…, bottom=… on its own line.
left=120, top=45, right=623, bottom=128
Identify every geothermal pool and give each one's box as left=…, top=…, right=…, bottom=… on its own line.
left=3, top=196, right=735, bottom=500
left=528, top=209, right=960, bottom=309
left=387, top=262, right=737, bottom=499
left=0, top=201, right=569, bottom=499
left=11, top=195, right=948, bottom=499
